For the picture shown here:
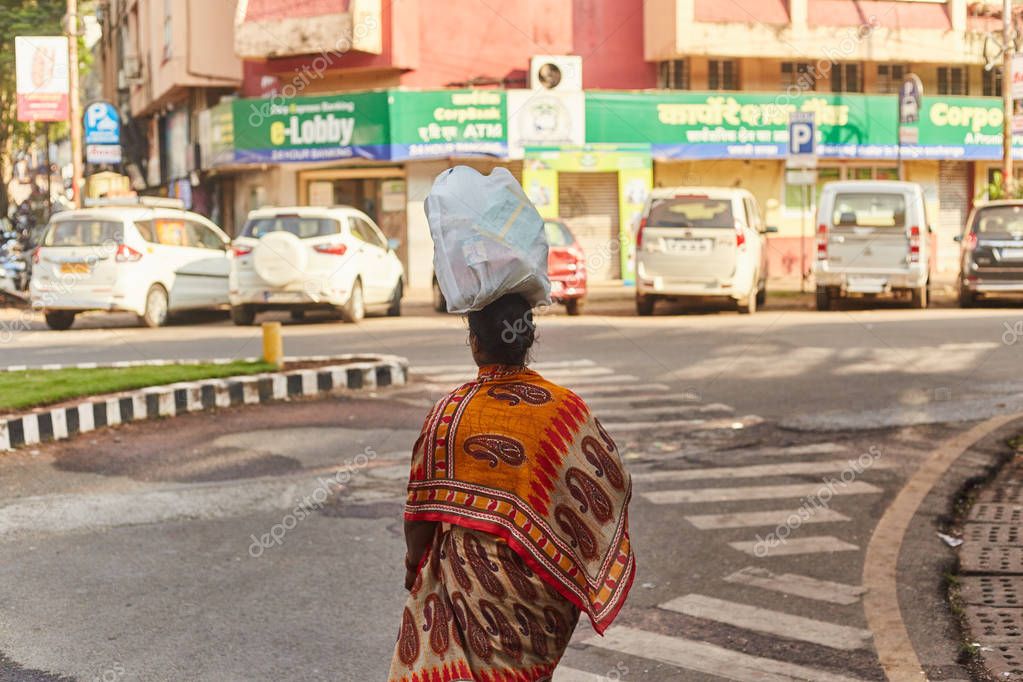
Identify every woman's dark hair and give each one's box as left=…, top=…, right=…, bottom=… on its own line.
left=467, top=293, right=535, bottom=366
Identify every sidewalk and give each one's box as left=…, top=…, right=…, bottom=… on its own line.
left=956, top=447, right=1023, bottom=679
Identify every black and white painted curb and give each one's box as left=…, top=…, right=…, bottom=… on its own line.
left=0, top=354, right=407, bottom=451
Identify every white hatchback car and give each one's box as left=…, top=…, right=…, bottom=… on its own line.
left=635, top=187, right=772, bottom=315
left=30, top=199, right=231, bottom=329
left=229, top=206, right=405, bottom=325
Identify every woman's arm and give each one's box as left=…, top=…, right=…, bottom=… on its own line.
left=403, top=519, right=438, bottom=590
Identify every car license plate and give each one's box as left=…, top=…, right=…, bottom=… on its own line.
left=1000, top=248, right=1023, bottom=260
left=263, top=291, right=305, bottom=303
left=666, top=238, right=711, bottom=254
left=60, top=262, right=90, bottom=274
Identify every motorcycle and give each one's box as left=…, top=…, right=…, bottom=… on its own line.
left=0, top=226, right=30, bottom=302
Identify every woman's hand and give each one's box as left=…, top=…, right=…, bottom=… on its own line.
left=404, top=565, right=418, bottom=591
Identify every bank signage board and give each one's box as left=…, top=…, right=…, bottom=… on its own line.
left=232, top=92, right=390, bottom=163
left=389, top=90, right=506, bottom=159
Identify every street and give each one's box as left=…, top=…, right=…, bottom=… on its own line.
left=2, top=295, right=1023, bottom=680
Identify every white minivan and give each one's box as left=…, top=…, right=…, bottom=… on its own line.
left=813, top=181, right=932, bottom=310
left=229, top=206, right=405, bottom=325
left=635, top=187, right=773, bottom=315
left=30, top=199, right=231, bottom=329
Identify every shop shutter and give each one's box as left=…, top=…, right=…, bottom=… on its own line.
left=937, top=161, right=969, bottom=275
left=557, top=171, right=621, bottom=281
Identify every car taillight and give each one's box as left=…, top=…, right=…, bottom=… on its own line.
left=909, top=225, right=921, bottom=263
left=232, top=245, right=253, bottom=257
left=636, top=217, right=647, bottom=249
left=734, top=221, right=746, bottom=248
left=817, top=224, right=828, bottom=260
left=32, top=247, right=40, bottom=264
left=115, top=244, right=143, bottom=263
left=963, top=232, right=978, bottom=251
left=314, top=243, right=348, bottom=256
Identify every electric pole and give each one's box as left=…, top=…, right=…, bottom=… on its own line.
left=1004, top=0, right=1014, bottom=195
left=66, top=0, right=84, bottom=208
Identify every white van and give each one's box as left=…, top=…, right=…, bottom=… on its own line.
left=813, top=181, right=931, bottom=310
left=30, top=199, right=231, bottom=329
left=635, top=187, right=773, bottom=315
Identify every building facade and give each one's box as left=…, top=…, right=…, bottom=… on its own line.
left=102, top=0, right=1020, bottom=288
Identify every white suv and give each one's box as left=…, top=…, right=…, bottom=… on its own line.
left=635, top=187, right=772, bottom=315
left=229, top=206, right=405, bottom=325
left=30, top=199, right=231, bottom=329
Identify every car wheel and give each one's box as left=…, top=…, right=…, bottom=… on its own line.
left=564, top=298, right=583, bottom=316
left=815, top=285, right=832, bottom=311
left=230, top=305, right=256, bottom=326
left=387, top=280, right=402, bottom=317
left=289, top=310, right=306, bottom=321
left=432, top=278, right=446, bottom=313
left=911, top=284, right=928, bottom=309
left=737, top=285, right=757, bottom=315
left=43, top=310, right=75, bottom=331
left=958, top=280, right=976, bottom=308
left=340, top=279, right=365, bottom=323
left=636, top=295, right=655, bottom=316
left=140, top=285, right=169, bottom=328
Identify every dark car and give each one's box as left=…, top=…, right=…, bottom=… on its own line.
left=957, top=201, right=1023, bottom=307
left=431, top=218, right=588, bottom=315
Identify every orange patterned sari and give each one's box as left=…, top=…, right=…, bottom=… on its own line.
left=388, top=365, right=635, bottom=681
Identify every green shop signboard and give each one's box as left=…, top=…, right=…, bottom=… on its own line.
left=232, top=91, right=390, bottom=163
left=389, top=90, right=506, bottom=159
left=586, top=92, right=897, bottom=160
left=903, top=96, right=1023, bottom=160
left=522, top=144, right=651, bottom=282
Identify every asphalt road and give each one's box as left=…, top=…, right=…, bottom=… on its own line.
left=2, top=293, right=1023, bottom=680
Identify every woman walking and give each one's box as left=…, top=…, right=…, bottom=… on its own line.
left=388, top=293, right=635, bottom=682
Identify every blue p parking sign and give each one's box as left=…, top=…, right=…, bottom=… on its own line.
left=787, top=112, right=816, bottom=166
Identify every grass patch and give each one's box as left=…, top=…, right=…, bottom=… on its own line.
left=0, top=361, right=277, bottom=412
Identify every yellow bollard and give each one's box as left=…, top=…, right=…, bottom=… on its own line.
left=261, top=321, right=284, bottom=369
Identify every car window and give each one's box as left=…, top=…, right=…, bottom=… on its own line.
left=242, top=216, right=340, bottom=239
left=186, top=221, right=226, bottom=250
left=152, top=218, right=190, bottom=246
left=647, top=197, right=734, bottom=228
left=44, top=220, right=123, bottom=246
left=831, top=193, right=906, bottom=229
left=134, top=220, right=154, bottom=242
left=971, top=205, right=1023, bottom=237
left=544, top=221, right=574, bottom=247
left=352, top=217, right=386, bottom=249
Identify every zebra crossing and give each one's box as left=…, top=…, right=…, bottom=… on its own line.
left=410, top=359, right=888, bottom=681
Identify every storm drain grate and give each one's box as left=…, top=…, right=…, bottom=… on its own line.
left=964, top=523, right=1023, bottom=546
left=960, top=545, right=1023, bottom=574
left=978, top=643, right=1023, bottom=678
left=978, top=484, right=1023, bottom=505
left=964, top=606, right=1023, bottom=642
left=968, top=503, right=1023, bottom=524
left=960, top=576, right=1023, bottom=607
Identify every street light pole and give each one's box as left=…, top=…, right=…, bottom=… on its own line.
left=1003, top=0, right=1014, bottom=195
left=66, top=0, right=84, bottom=208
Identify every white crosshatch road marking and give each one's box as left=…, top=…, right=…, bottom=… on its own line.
left=583, top=626, right=868, bottom=682
left=632, top=458, right=896, bottom=483
left=642, top=481, right=881, bottom=504
left=724, top=566, right=866, bottom=605
left=684, top=507, right=851, bottom=529
left=729, top=535, right=860, bottom=556
left=660, top=594, right=873, bottom=651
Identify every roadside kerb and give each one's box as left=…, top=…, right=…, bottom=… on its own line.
left=0, top=354, right=407, bottom=451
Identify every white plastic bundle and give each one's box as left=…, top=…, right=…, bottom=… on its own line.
left=426, top=166, right=551, bottom=313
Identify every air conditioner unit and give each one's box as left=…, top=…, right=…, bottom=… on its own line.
left=530, top=55, right=583, bottom=91
left=122, top=55, right=141, bottom=79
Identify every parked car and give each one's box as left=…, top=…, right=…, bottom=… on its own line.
left=430, top=218, right=588, bottom=315
left=956, top=200, right=1023, bottom=306
left=229, top=206, right=404, bottom=325
left=634, top=187, right=772, bottom=315
left=29, top=198, right=231, bottom=330
left=813, top=180, right=931, bottom=310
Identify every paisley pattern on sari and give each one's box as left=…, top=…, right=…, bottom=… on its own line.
left=389, top=365, right=635, bottom=681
